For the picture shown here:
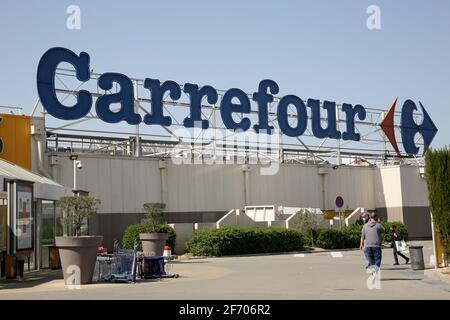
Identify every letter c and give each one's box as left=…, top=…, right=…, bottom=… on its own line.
left=37, top=47, right=92, bottom=120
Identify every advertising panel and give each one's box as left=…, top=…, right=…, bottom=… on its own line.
left=16, top=182, right=34, bottom=253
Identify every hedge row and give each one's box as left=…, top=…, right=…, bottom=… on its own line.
left=186, top=226, right=304, bottom=256
left=122, top=223, right=176, bottom=251
left=315, top=228, right=358, bottom=249
left=314, top=221, right=409, bottom=249
left=122, top=221, right=408, bottom=255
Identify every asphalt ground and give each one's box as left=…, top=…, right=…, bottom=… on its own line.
left=1, top=241, right=449, bottom=299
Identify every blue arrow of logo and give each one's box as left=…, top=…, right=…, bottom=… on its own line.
left=400, top=100, right=438, bottom=155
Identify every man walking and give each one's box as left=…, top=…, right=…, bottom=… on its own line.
left=390, top=225, right=409, bottom=265
left=360, top=213, right=384, bottom=271
left=361, top=211, right=371, bottom=269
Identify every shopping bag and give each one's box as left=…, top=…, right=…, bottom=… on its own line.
left=395, top=240, right=408, bottom=252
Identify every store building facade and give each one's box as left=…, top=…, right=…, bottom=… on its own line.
left=0, top=113, right=70, bottom=276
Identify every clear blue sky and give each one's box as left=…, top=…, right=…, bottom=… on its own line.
left=0, top=0, right=449, bottom=148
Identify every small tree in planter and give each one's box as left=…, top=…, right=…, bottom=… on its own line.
left=55, top=196, right=103, bottom=285
left=142, top=203, right=166, bottom=230
left=59, top=196, right=101, bottom=236
left=139, top=202, right=171, bottom=255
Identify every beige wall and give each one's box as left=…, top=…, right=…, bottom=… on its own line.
left=374, top=166, right=404, bottom=208
left=399, top=166, right=429, bottom=207
left=47, top=153, right=432, bottom=238
left=49, top=155, right=382, bottom=214
left=47, top=154, right=431, bottom=215
left=51, top=155, right=161, bottom=213
left=248, top=164, right=322, bottom=209
left=326, top=166, right=375, bottom=210
left=165, top=163, right=245, bottom=212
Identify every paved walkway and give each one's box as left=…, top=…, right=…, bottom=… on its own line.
left=1, top=241, right=449, bottom=299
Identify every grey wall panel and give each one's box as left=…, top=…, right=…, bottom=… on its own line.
left=374, top=207, right=388, bottom=222
left=402, top=206, right=432, bottom=240
left=375, top=206, right=431, bottom=239
left=110, top=159, right=124, bottom=213
left=399, top=166, right=429, bottom=207
left=52, top=155, right=161, bottom=214
left=248, top=164, right=322, bottom=208
left=165, top=163, right=245, bottom=212
left=96, top=157, right=112, bottom=213
left=326, top=166, right=375, bottom=210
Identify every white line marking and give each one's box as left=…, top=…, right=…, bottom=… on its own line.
left=331, top=252, right=343, bottom=258
left=294, top=254, right=305, bottom=258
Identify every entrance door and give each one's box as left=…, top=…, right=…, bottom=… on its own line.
left=40, top=200, right=55, bottom=268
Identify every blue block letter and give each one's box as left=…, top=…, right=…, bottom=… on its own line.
left=183, top=83, right=218, bottom=129
left=307, top=99, right=341, bottom=139
left=37, top=47, right=92, bottom=120
left=252, top=79, right=279, bottom=134
left=95, top=73, right=141, bottom=125
left=143, top=79, right=181, bottom=126
left=341, top=103, right=366, bottom=141
left=220, top=88, right=251, bottom=131
left=277, top=95, right=307, bottom=137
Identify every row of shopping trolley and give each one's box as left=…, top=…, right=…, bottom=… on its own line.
left=93, top=240, right=179, bottom=283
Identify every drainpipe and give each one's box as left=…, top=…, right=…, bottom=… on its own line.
left=159, top=160, right=168, bottom=205
left=242, top=165, right=251, bottom=206
left=318, top=167, right=329, bottom=210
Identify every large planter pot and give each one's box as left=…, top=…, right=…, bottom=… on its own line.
left=139, top=233, right=168, bottom=256
left=55, top=236, right=103, bottom=285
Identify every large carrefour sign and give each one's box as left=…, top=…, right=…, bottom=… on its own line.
left=36, top=47, right=437, bottom=156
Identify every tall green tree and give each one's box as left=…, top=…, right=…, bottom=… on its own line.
left=425, top=148, right=450, bottom=261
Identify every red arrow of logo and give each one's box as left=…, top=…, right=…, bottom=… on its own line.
left=380, top=97, right=401, bottom=157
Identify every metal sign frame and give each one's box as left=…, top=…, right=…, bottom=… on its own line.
left=31, top=67, right=428, bottom=167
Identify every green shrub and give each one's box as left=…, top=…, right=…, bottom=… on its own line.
left=122, top=223, right=176, bottom=251
left=315, top=229, right=348, bottom=249
left=186, top=226, right=304, bottom=256
left=342, top=225, right=363, bottom=248
left=312, top=220, right=408, bottom=249
left=381, top=221, right=408, bottom=242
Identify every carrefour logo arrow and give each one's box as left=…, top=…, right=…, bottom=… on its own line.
left=380, top=98, right=400, bottom=156
left=380, top=98, right=438, bottom=156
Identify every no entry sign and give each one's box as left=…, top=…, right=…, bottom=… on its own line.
left=335, top=196, right=344, bottom=208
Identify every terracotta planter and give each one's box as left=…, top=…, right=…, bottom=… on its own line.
left=139, top=233, right=168, bottom=256
left=55, top=236, right=103, bottom=285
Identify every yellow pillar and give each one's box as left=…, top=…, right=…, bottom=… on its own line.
left=435, top=227, right=445, bottom=267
